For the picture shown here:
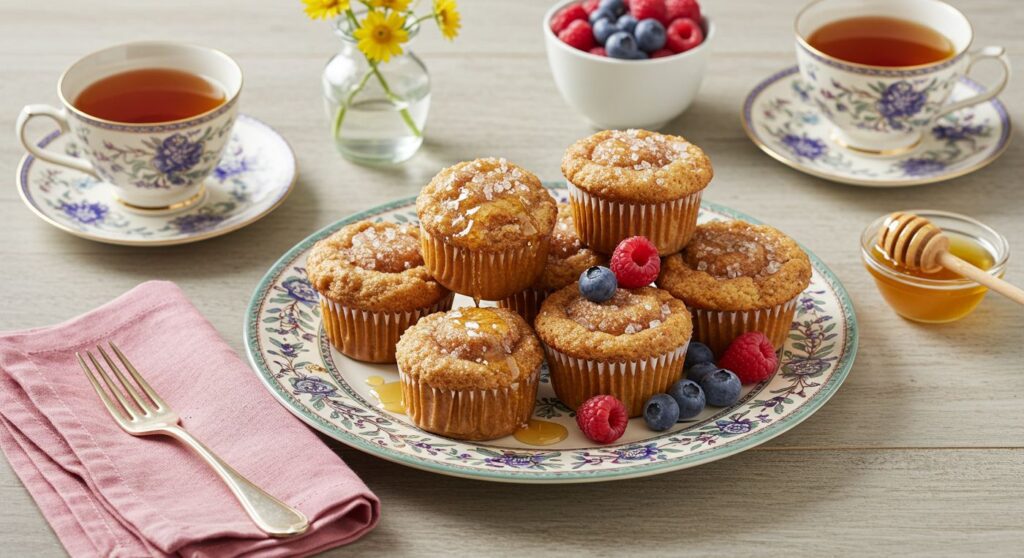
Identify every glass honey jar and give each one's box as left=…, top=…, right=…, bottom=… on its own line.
left=860, top=210, right=1009, bottom=323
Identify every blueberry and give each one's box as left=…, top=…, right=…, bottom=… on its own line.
left=700, top=369, right=742, bottom=407
left=593, top=18, right=618, bottom=45
left=667, top=379, right=706, bottom=419
left=684, top=342, right=715, bottom=371
left=643, top=394, right=680, bottom=431
left=634, top=18, right=666, bottom=52
left=606, top=31, right=639, bottom=59
left=579, top=266, right=617, bottom=302
left=687, top=361, right=718, bottom=384
left=599, top=0, right=626, bottom=16
left=616, top=14, right=638, bottom=34
left=629, top=50, right=649, bottom=59
left=589, top=8, right=615, bottom=25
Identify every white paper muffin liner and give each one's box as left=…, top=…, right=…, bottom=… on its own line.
left=543, top=342, right=688, bottom=417
left=497, top=287, right=552, bottom=324
left=399, top=368, right=540, bottom=441
left=420, top=228, right=548, bottom=301
left=567, top=181, right=703, bottom=255
left=319, top=293, right=455, bottom=363
left=691, top=296, right=799, bottom=356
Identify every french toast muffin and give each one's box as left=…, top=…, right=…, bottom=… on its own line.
left=416, top=158, right=558, bottom=301
left=306, top=220, right=453, bottom=363
left=562, top=129, right=713, bottom=255
left=395, top=307, right=544, bottom=441
left=534, top=285, right=692, bottom=417
left=499, top=202, right=605, bottom=323
left=657, top=220, right=812, bottom=356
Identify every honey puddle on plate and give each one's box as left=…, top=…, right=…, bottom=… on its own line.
left=365, top=376, right=567, bottom=446
left=513, top=419, right=568, bottom=446
left=366, top=375, right=406, bottom=413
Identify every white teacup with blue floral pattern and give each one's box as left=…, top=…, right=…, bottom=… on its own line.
left=795, top=0, right=1010, bottom=154
left=16, top=42, right=242, bottom=210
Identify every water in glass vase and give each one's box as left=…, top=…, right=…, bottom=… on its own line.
left=322, top=22, right=431, bottom=165
left=329, top=93, right=430, bottom=164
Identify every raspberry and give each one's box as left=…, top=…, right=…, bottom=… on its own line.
left=651, top=48, right=674, bottom=58
left=558, top=19, right=595, bottom=51
left=581, top=0, right=600, bottom=15
left=629, top=0, right=667, bottom=24
left=551, top=3, right=587, bottom=34
left=576, top=395, right=628, bottom=444
left=589, top=46, right=608, bottom=57
left=666, top=17, right=703, bottom=53
left=665, top=0, right=700, bottom=23
left=610, top=236, right=660, bottom=288
left=719, top=332, right=778, bottom=384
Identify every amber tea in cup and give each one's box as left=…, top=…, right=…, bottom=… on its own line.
left=74, top=68, right=226, bottom=123
left=807, top=16, right=955, bottom=67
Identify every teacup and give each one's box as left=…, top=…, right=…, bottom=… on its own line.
left=15, top=41, right=242, bottom=210
left=795, top=0, right=1010, bottom=154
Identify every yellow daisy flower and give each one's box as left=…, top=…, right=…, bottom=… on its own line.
left=302, top=0, right=349, bottom=20
left=434, top=0, right=461, bottom=40
left=354, top=10, right=410, bottom=63
left=371, top=0, right=411, bottom=11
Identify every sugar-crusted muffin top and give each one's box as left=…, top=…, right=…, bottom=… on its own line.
left=395, top=306, right=544, bottom=390
left=535, top=202, right=605, bottom=291
left=416, top=158, right=557, bottom=250
left=306, top=221, right=450, bottom=311
left=561, top=129, right=713, bottom=203
left=657, top=220, right=812, bottom=311
left=535, top=285, right=692, bottom=361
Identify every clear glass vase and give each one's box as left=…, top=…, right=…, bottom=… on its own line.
left=321, top=19, right=430, bottom=164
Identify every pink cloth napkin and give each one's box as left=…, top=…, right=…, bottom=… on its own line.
left=0, top=281, right=379, bottom=557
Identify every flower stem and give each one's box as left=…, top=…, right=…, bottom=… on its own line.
left=333, top=67, right=376, bottom=139
left=367, top=61, right=422, bottom=137
left=339, top=7, right=422, bottom=140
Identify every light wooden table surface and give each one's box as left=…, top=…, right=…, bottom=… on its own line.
left=2, top=0, right=1022, bottom=555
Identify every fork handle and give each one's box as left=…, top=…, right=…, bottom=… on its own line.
left=163, top=426, right=310, bottom=537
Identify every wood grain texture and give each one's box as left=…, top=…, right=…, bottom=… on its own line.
left=1, top=0, right=1022, bottom=555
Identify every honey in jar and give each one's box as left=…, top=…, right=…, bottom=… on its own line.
left=863, top=231, right=999, bottom=323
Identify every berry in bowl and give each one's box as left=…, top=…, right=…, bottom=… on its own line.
left=544, top=0, right=714, bottom=129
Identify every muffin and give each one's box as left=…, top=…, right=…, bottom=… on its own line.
left=306, top=220, right=453, bottom=363
left=562, top=129, right=713, bottom=255
left=657, top=220, right=812, bottom=356
left=416, top=158, right=558, bottom=301
left=535, top=285, right=692, bottom=417
left=395, top=307, right=544, bottom=441
left=498, top=202, right=605, bottom=323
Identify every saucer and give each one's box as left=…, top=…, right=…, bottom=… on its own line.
left=17, top=114, right=296, bottom=246
left=742, top=66, right=1011, bottom=187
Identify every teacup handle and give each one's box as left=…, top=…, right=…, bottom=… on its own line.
left=15, top=104, right=98, bottom=176
left=935, top=46, right=1011, bottom=119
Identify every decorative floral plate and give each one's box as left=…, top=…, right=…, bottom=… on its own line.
left=742, top=66, right=1011, bottom=187
left=16, top=114, right=296, bottom=246
left=244, top=184, right=858, bottom=483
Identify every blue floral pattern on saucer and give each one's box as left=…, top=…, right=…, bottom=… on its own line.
left=742, top=67, right=1011, bottom=187
left=17, top=114, right=296, bottom=246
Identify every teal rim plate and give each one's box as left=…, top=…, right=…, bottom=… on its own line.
left=244, top=182, right=858, bottom=483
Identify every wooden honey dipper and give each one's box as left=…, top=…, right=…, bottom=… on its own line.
left=877, top=212, right=1024, bottom=305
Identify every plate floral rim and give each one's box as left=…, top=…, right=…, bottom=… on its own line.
left=16, top=114, right=297, bottom=247
left=243, top=183, right=859, bottom=483
left=741, top=66, right=1012, bottom=188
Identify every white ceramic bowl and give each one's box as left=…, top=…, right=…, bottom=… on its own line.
left=543, top=0, right=714, bottom=130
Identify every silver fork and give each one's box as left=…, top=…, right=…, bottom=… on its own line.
left=76, top=342, right=309, bottom=538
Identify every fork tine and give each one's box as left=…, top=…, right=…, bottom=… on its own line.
left=97, top=345, right=153, bottom=415
left=86, top=351, right=138, bottom=420
left=77, top=352, right=132, bottom=422
left=108, top=342, right=168, bottom=411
